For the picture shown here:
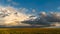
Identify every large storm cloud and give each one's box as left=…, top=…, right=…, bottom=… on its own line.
left=0, top=6, right=60, bottom=27
left=21, top=12, right=60, bottom=26
left=0, top=6, right=31, bottom=26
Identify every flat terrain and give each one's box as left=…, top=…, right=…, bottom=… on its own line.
left=0, top=28, right=60, bottom=34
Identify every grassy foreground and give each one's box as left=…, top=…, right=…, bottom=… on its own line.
left=0, top=28, right=60, bottom=34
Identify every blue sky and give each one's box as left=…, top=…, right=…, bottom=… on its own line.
left=0, top=0, right=60, bottom=14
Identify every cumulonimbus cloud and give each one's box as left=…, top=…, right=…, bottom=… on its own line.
left=21, top=12, right=60, bottom=26
left=0, top=6, right=60, bottom=27
left=0, top=6, right=31, bottom=26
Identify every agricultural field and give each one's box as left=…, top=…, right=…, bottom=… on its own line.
left=0, top=28, right=60, bottom=34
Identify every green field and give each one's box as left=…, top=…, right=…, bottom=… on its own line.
left=0, top=28, right=60, bottom=34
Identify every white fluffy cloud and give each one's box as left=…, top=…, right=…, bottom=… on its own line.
left=0, top=6, right=31, bottom=26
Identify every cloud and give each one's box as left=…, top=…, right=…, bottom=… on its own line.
left=57, top=7, right=60, bottom=10
left=7, top=0, right=19, bottom=6
left=7, top=0, right=12, bottom=2
left=39, top=12, right=60, bottom=22
left=21, top=12, right=60, bottom=26
left=0, top=6, right=32, bottom=26
left=19, top=8, right=28, bottom=12
left=18, top=8, right=29, bottom=14
left=12, top=2, right=19, bottom=6
left=1, top=6, right=60, bottom=27
left=32, top=9, right=36, bottom=12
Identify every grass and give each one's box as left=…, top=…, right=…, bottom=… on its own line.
left=0, top=28, right=60, bottom=34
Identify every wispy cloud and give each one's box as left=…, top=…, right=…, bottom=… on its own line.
left=7, top=0, right=19, bottom=6
left=18, top=8, right=29, bottom=14
left=57, top=6, right=60, bottom=10
left=32, top=9, right=36, bottom=12
left=7, top=0, right=12, bottom=2
left=12, top=2, right=19, bottom=6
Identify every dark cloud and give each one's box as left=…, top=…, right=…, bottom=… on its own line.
left=21, top=12, right=60, bottom=26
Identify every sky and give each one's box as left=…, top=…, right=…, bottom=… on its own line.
left=0, top=0, right=60, bottom=14
left=0, top=0, right=60, bottom=27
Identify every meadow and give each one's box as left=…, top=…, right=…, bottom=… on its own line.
left=0, top=28, right=60, bottom=34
